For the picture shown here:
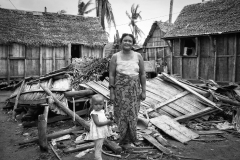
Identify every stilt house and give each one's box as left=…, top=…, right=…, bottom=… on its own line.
left=0, top=8, right=108, bottom=83
left=163, top=0, right=240, bottom=83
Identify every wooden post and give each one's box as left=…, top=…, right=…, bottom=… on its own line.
left=40, top=84, right=89, bottom=129
left=196, top=37, right=200, bottom=79
left=67, top=44, right=71, bottom=64
left=43, top=106, right=49, bottom=122
left=38, top=114, right=48, bottom=151
left=12, top=80, right=25, bottom=119
left=209, top=36, right=216, bottom=81
left=179, top=39, right=183, bottom=77
left=39, top=84, right=122, bottom=153
left=39, top=46, right=42, bottom=76
left=7, top=45, right=10, bottom=84
left=52, top=48, right=55, bottom=71
left=24, top=45, right=27, bottom=78
left=19, top=126, right=82, bottom=145
left=233, top=34, right=237, bottom=82
left=171, top=40, right=174, bottom=74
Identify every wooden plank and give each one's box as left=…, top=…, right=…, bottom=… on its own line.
left=159, top=115, right=199, bottom=139
left=195, top=130, right=224, bottom=135
left=233, top=34, right=237, bottom=82
left=179, top=38, right=183, bottom=77
left=24, top=45, right=27, bottom=78
left=174, top=107, right=217, bottom=123
left=7, top=45, right=10, bottom=83
left=162, top=73, right=222, bottom=111
left=151, top=118, right=191, bottom=143
left=151, top=115, right=199, bottom=143
left=39, top=46, right=42, bottom=76
left=85, top=81, right=110, bottom=99
left=12, top=80, right=25, bottom=119
left=142, top=134, right=171, bottom=154
left=52, top=48, right=55, bottom=71
left=146, top=91, right=188, bottom=116
left=152, top=91, right=189, bottom=111
left=147, top=81, right=201, bottom=113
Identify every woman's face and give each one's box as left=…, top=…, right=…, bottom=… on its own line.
left=121, top=35, right=133, bottom=50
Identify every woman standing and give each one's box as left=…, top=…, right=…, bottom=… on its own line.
left=109, top=33, right=146, bottom=148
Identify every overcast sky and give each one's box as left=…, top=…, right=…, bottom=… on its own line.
left=0, top=0, right=203, bottom=43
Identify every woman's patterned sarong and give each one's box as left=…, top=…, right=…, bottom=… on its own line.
left=114, top=73, right=141, bottom=145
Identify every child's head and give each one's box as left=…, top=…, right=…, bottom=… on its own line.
left=91, top=94, right=105, bottom=111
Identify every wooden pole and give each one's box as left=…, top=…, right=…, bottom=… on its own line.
left=162, top=72, right=222, bottom=111
left=40, top=84, right=89, bottom=129
left=233, top=34, right=237, bottom=82
left=19, top=126, right=82, bottom=145
left=39, top=84, right=122, bottom=153
left=24, top=45, right=27, bottom=78
left=43, top=106, right=49, bottom=122
left=39, top=46, right=42, bottom=76
left=196, top=37, right=200, bottom=79
left=49, top=142, right=62, bottom=160
left=38, top=114, right=48, bottom=151
left=179, top=39, right=183, bottom=77
left=169, top=0, right=173, bottom=23
left=12, top=80, right=25, bottom=119
left=52, top=48, right=55, bottom=71
left=7, top=45, right=10, bottom=84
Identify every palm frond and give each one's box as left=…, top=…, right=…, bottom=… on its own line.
left=126, top=11, right=132, bottom=20
left=104, top=1, right=117, bottom=30
left=84, top=8, right=96, bottom=14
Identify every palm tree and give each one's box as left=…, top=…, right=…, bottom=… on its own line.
left=126, top=4, right=144, bottom=42
left=95, top=0, right=116, bottom=31
left=78, top=0, right=95, bottom=15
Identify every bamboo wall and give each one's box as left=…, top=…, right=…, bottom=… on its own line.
left=0, top=43, right=70, bottom=82
left=82, top=46, right=104, bottom=58
left=143, top=27, right=171, bottom=73
left=171, top=33, right=240, bottom=83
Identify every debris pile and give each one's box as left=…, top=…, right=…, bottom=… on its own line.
left=2, top=57, right=240, bottom=159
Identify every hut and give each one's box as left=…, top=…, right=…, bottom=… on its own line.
left=143, top=21, right=173, bottom=73
left=163, top=0, right=240, bottom=83
left=0, top=8, right=108, bottom=83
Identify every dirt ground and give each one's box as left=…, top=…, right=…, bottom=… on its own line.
left=1, top=90, right=240, bottom=160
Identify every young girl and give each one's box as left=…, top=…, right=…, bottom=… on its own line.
left=85, top=94, right=113, bottom=160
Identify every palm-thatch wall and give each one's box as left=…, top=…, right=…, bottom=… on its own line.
left=0, top=8, right=108, bottom=83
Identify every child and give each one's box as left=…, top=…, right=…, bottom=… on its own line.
left=85, top=94, right=113, bottom=160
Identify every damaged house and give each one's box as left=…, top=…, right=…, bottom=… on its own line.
left=163, top=0, right=240, bottom=83
left=142, top=21, right=174, bottom=73
left=0, top=8, right=108, bottom=83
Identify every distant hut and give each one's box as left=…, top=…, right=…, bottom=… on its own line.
left=143, top=21, right=174, bottom=73
left=0, top=8, right=108, bottom=83
left=163, top=0, right=240, bottom=83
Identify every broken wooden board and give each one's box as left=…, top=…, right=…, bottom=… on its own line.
left=142, top=134, right=171, bottom=154
left=195, top=130, right=224, bottom=135
left=150, top=115, right=199, bottom=143
left=85, top=81, right=110, bottom=99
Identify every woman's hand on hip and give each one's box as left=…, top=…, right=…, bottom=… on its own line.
left=140, top=92, right=146, bottom=101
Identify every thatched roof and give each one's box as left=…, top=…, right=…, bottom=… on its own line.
left=0, top=8, right=108, bottom=46
left=164, top=0, right=240, bottom=39
left=143, top=21, right=173, bottom=46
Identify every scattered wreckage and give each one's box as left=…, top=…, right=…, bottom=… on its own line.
left=2, top=57, right=240, bottom=159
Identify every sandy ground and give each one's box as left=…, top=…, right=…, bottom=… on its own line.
left=1, top=90, right=240, bottom=160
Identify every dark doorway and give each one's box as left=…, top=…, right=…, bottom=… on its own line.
left=71, top=45, right=81, bottom=58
